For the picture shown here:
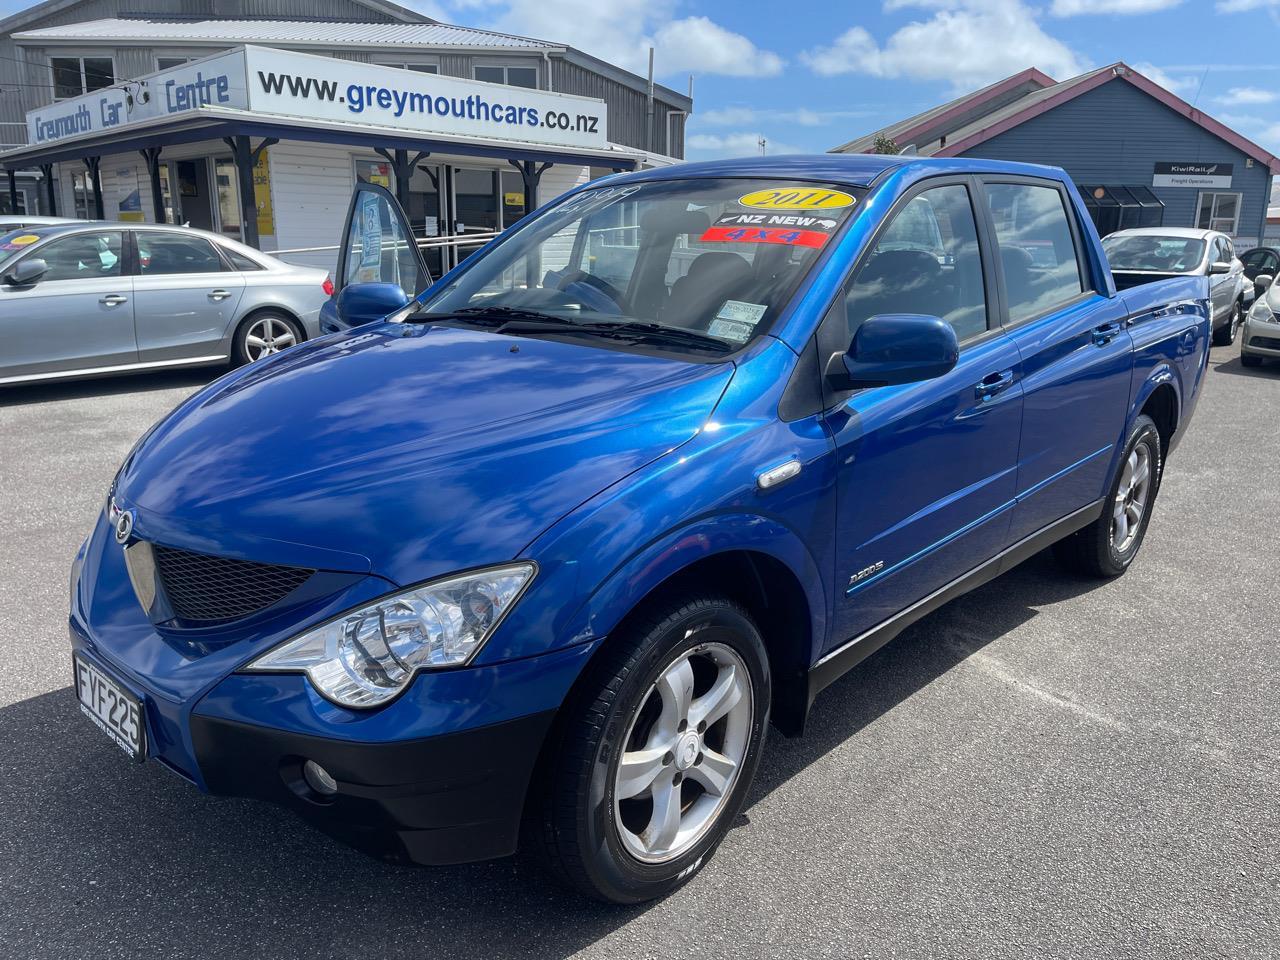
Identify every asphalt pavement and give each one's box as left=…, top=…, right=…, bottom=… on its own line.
left=0, top=345, right=1277, bottom=959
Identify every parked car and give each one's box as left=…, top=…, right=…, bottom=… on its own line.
left=0, top=214, right=92, bottom=231
left=0, top=223, right=329, bottom=386
left=1102, top=227, right=1246, bottom=346
left=1241, top=272, right=1280, bottom=367
left=71, top=156, right=1209, bottom=904
left=1240, top=245, right=1280, bottom=292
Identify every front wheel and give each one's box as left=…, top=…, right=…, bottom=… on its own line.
left=1053, top=414, right=1162, bottom=578
left=1213, top=301, right=1242, bottom=346
left=530, top=595, right=770, bottom=903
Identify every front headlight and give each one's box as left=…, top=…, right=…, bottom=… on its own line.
left=246, top=562, right=535, bottom=708
left=1248, top=298, right=1276, bottom=323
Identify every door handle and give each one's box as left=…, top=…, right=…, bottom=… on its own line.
left=1092, top=321, right=1123, bottom=346
left=99, top=294, right=128, bottom=306
left=208, top=289, right=231, bottom=301
left=974, top=369, right=1014, bottom=400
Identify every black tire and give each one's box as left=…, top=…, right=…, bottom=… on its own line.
left=528, top=594, right=770, bottom=904
left=232, top=311, right=304, bottom=366
left=1053, top=414, right=1163, bottom=578
left=1241, top=353, right=1263, bottom=368
left=1212, top=300, right=1242, bottom=346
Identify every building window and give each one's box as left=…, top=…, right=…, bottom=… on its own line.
left=51, top=56, right=114, bottom=99
left=474, top=65, right=538, bottom=89
left=374, top=62, right=439, bottom=74
left=1196, top=192, right=1241, bottom=235
left=156, top=57, right=194, bottom=70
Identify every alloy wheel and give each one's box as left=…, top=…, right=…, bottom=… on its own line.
left=613, top=642, right=753, bottom=864
left=1112, top=443, right=1152, bottom=554
left=243, top=316, right=297, bottom=361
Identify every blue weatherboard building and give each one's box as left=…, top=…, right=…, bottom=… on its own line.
left=833, top=62, right=1279, bottom=247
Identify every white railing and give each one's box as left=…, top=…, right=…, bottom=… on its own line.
left=272, top=230, right=502, bottom=258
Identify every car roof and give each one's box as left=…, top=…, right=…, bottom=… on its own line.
left=0, top=215, right=92, bottom=226
left=3, top=220, right=271, bottom=257
left=606, top=153, right=1071, bottom=189
left=1105, top=227, right=1219, bottom=240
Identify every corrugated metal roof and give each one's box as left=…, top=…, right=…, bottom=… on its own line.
left=13, top=17, right=556, bottom=49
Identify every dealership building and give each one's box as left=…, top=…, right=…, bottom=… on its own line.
left=833, top=63, right=1280, bottom=247
left=0, top=0, right=691, bottom=272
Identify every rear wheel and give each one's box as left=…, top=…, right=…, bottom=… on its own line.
left=1053, top=414, right=1162, bottom=578
left=1213, top=300, right=1242, bottom=346
left=234, top=312, right=303, bottom=365
left=530, top=595, right=770, bottom=903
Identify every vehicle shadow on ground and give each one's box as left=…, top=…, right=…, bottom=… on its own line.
left=1210, top=355, right=1278, bottom=380
left=0, top=553, right=1105, bottom=959
left=0, top=368, right=219, bottom=408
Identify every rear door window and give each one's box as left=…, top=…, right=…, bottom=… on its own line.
left=984, top=182, right=1086, bottom=325
left=137, top=233, right=226, bottom=275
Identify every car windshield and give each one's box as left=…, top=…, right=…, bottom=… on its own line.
left=1103, top=234, right=1207, bottom=273
left=421, top=178, right=862, bottom=354
left=0, top=228, right=54, bottom=269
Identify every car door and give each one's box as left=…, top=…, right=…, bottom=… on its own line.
left=980, top=177, right=1134, bottom=543
left=1208, top=236, right=1236, bottom=321
left=821, top=178, right=1024, bottom=647
left=130, top=230, right=247, bottom=363
left=0, top=229, right=136, bottom=382
left=331, top=182, right=432, bottom=326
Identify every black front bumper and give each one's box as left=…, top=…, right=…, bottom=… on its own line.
left=190, top=710, right=555, bottom=866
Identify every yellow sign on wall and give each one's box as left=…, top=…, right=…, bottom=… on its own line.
left=254, top=150, right=274, bottom=236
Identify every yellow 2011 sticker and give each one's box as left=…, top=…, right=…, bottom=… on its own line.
left=738, top=188, right=856, bottom=211
left=8, top=234, right=40, bottom=246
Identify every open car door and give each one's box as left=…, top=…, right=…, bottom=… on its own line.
left=333, top=182, right=432, bottom=327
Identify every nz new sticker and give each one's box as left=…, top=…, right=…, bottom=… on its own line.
left=701, top=212, right=839, bottom=249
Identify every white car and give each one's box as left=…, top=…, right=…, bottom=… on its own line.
left=1102, top=227, right=1248, bottom=346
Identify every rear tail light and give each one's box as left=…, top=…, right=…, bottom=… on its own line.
left=322, top=275, right=335, bottom=297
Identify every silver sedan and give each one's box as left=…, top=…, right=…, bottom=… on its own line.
left=0, top=222, right=330, bottom=386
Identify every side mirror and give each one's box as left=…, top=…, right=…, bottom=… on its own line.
left=1256, top=274, right=1273, bottom=292
left=3, top=257, right=48, bottom=286
left=334, top=281, right=410, bottom=326
left=827, top=313, right=960, bottom=390
left=1209, top=260, right=1233, bottom=275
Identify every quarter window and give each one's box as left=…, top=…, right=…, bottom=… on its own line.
left=51, top=56, right=114, bottom=99
left=32, top=232, right=123, bottom=282
left=137, top=233, right=226, bottom=275
left=984, top=182, right=1086, bottom=325
left=844, top=184, right=989, bottom=343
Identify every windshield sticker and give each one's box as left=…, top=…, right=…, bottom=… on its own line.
left=7, top=234, right=40, bottom=246
left=701, top=224, right=831, bottom=248
left=738, top=188, right=856, bottom=211
left=707, top=300, right=768, bottom=344
left=556, top=184, right=641, bottom=217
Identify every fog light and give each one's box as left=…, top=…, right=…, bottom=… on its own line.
left=303, top=760, right=338, bottom=796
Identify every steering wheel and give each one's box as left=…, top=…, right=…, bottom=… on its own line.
left=557, top=270, right=625, bottom=315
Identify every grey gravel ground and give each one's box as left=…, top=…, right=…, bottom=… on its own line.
left=0, top=343, right=1277, bottom=960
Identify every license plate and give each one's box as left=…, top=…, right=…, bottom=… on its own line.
left=74, top=656, right=146, bottom=761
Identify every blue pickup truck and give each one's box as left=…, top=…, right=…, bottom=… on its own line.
left=70, top=155, right=1209, bottom=904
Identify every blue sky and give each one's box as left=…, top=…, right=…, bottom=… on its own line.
left=5, top=0, right=1280, bottom=159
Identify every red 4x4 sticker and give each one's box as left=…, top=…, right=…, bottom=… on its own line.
left=700, top=212, right=840, bottom=249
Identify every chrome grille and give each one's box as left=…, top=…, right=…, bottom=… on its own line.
left=151, top=545, right=314, bottom=623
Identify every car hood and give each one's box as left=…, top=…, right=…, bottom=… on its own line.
left=115, top=323, right=734, bottom=584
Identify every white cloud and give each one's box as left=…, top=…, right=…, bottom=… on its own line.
left=800, top=0, right=1087, bottom=89
left=1215, top=86, right=1279, bottom=105
left=1216, top=0, right=1279, bottom=10
left=697, top=106, right=873, bottom=127
left=463, top=0, right=782, bottom=79
left=685, top=131, right=806, bottom=159
left=1050, top=0, right=1181, bottom=13
left=1131, top=61, right=1200, bottom=95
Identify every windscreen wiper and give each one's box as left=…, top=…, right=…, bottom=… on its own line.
left=574, top=321, right=733, bottom=353
left=435, top=305, right=578, bottom=326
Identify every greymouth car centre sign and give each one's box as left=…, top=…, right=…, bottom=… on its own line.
left=26, top=45, right=610, bottom=152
